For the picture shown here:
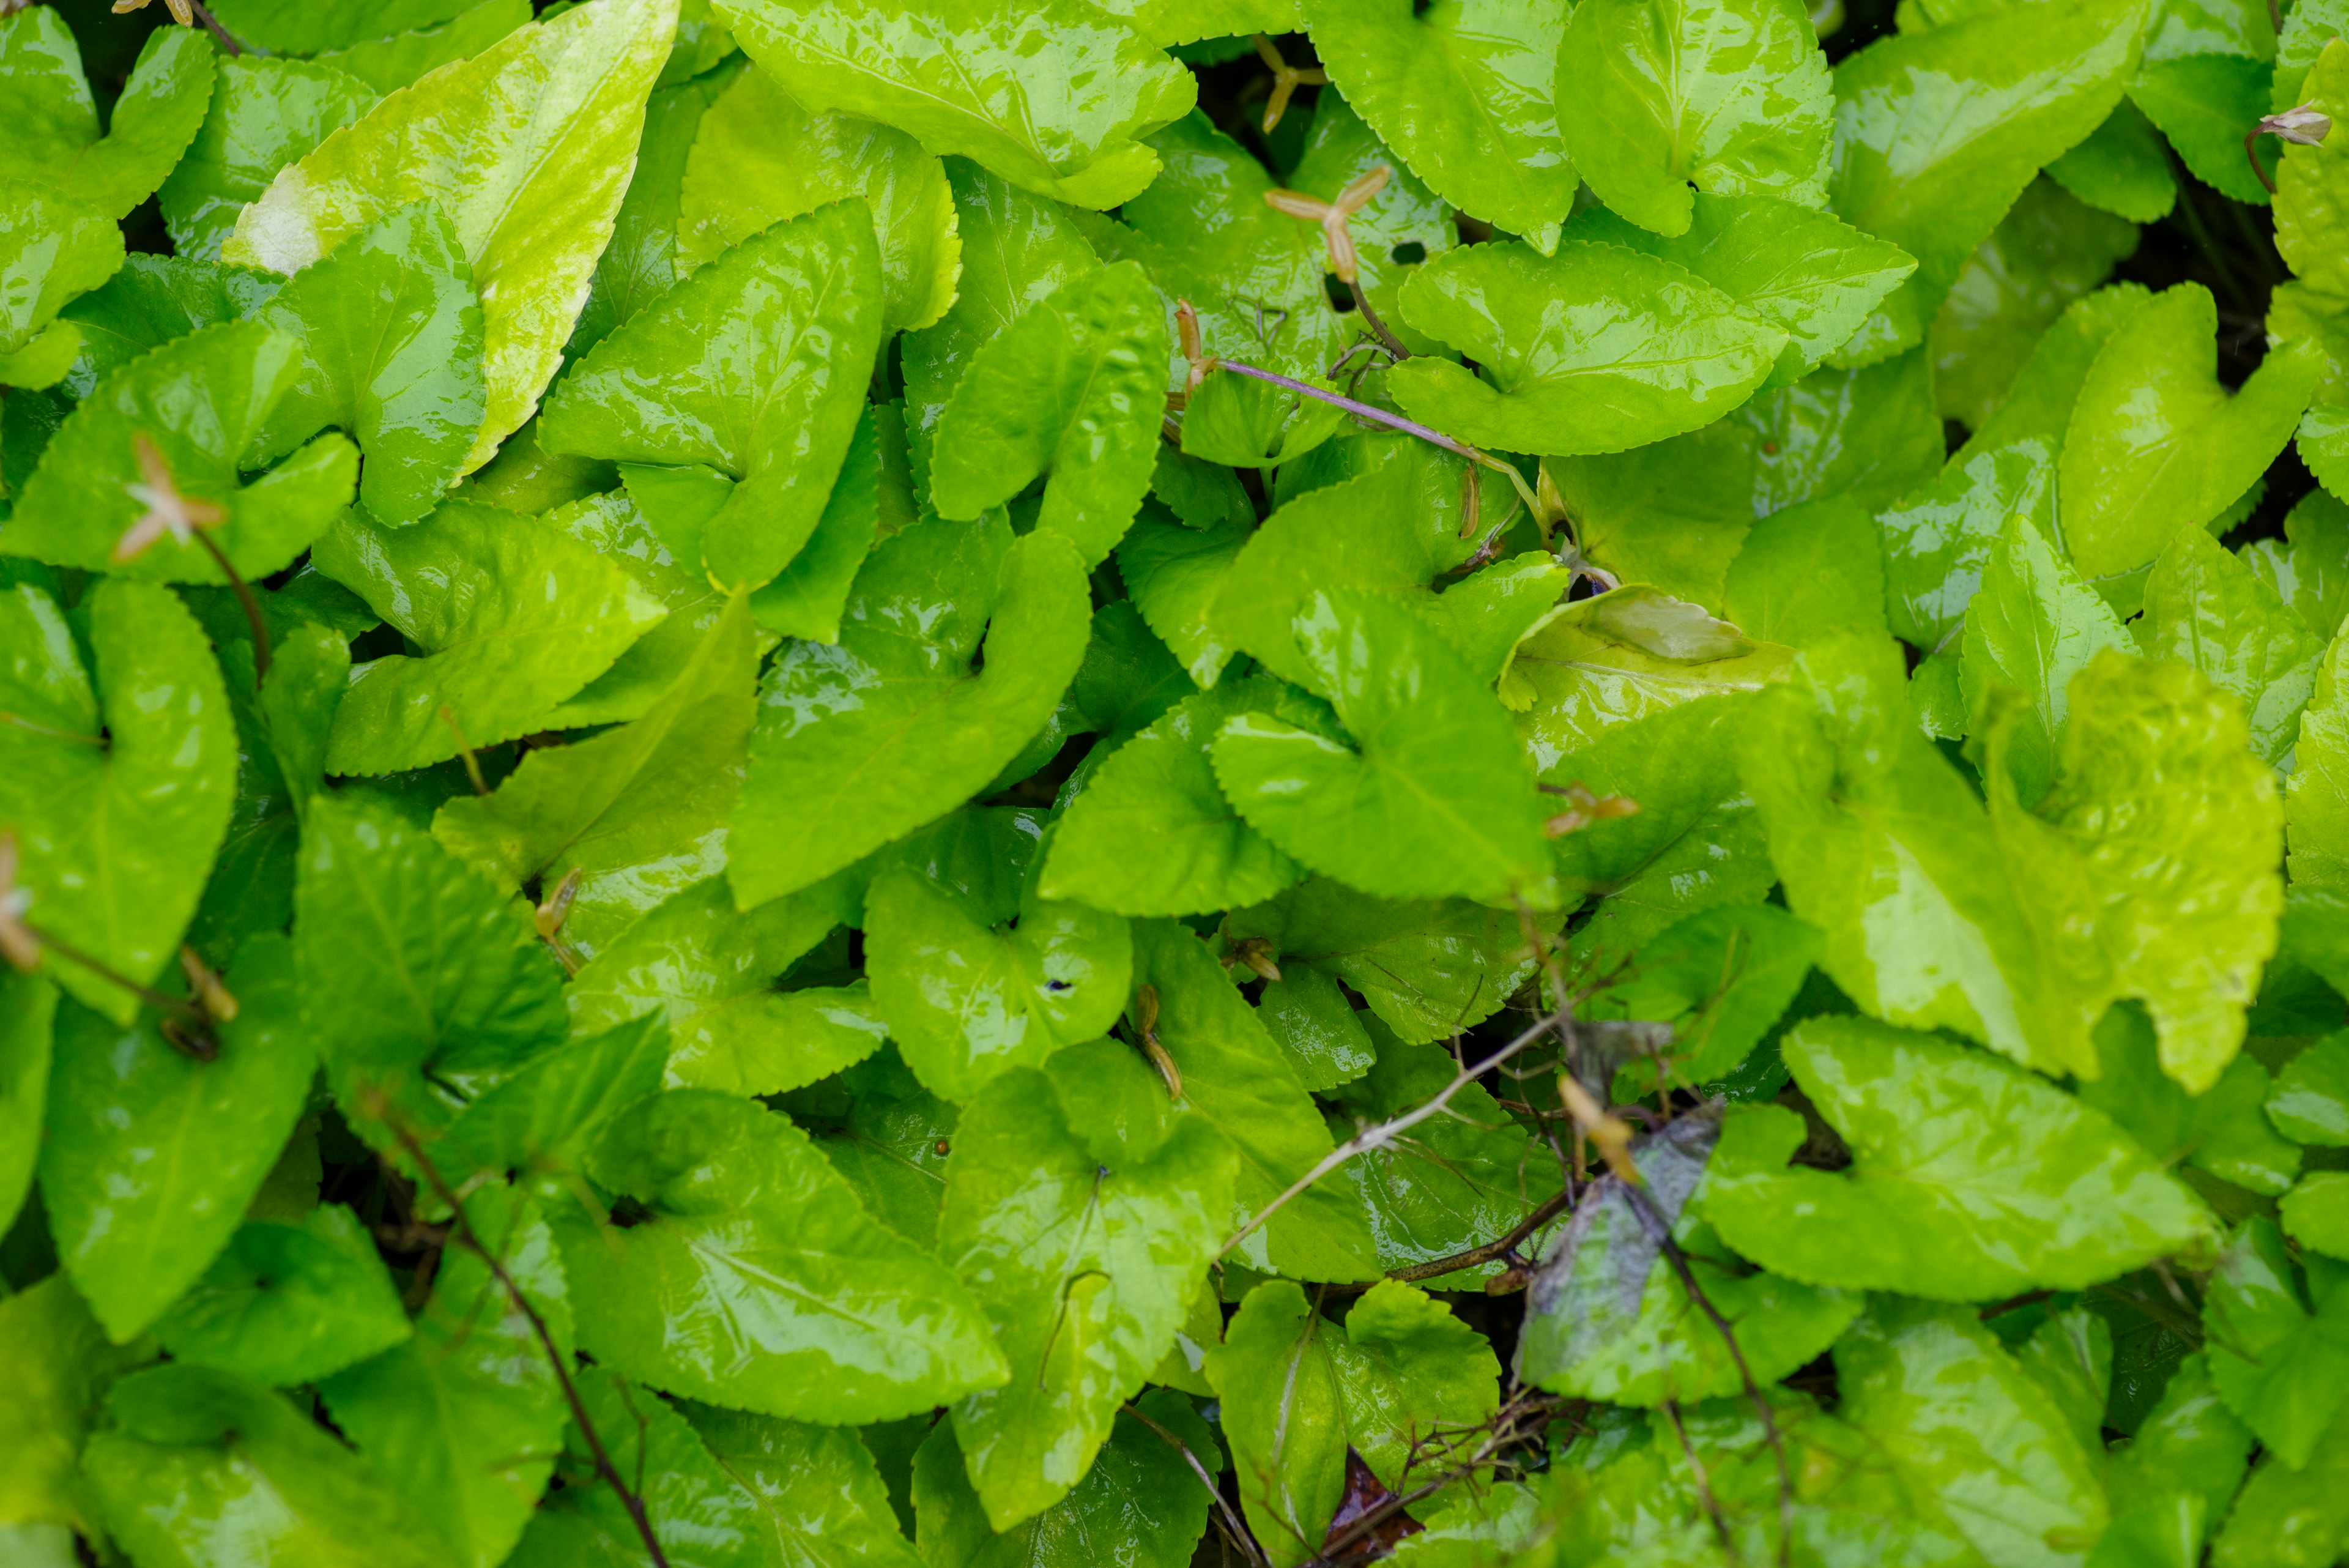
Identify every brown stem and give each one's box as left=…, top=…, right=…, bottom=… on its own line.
left=193, top=528, right=269, bottom=683
left=187, top=0, right=251, bottom=55
left=2246, top=129, right=2279, bottom=195
left=0, top=712, right=106, bottom=746
left=1211, top=359, right=1482, bottom=463
left=24, top=921, right=209, bottom=1025
left=1347, top=283, right=1411, bottom=363
left=383, top=1117, right=670, bottom=1568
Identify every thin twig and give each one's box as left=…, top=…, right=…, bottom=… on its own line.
left=380, top=1112, right=670, bottom=1568
left=193, top=529, right=270, bottom=682
left=188, top=0, right=251, bottom=54
left=21, top=922, right=210, bottom=1026
left=1210, top=359, right=1477, bottom=461
left=1354, top=1189, right=1572, bottom=1288
left=1125, top=1402, right=1267, bottom=1568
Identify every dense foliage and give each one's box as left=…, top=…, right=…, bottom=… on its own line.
left=8, top=0, right=2349, bottom=1563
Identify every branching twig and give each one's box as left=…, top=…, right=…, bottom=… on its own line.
left=1386, top=1188, right=1572, bottom=1285
left=377, top=1108, right=670, bottom=1568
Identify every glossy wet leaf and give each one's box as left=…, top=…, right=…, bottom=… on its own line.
left=938, top=1066, right=1234, bottom=1527
left=728, top=520, right=1091, bottom=907
left=0, top=180, right=123, bottom=364
left=2079, top=1007, right=2298, bottom=1199
left=312, top=1, right=537, bottom=96
left=1207, top=1280, right=1349, bottom=1568
left=9, top=15, right=216, bottom=221
left=157, top=58, right=378, bottom=264
left=2292, top=625, right=2349, bottom=890
left=711, top=0, right=1197, bottom=209
left=682, top=1404, right=926, bottom=1568
left=565, top=71, right=724, bottom=363
left=0, top=580, right=237, bottom=1022
left=2242, top=488, right=2349, bottom=642
left=204, top=0, right=482, bottom=53
left=226, top=0, right=682, bottom=470
left=2201, top=1217, right=2349, bottom=1468
left=3, top=320, right=357, bottom=584
left=39, top=937, right=313, bottom=1344
left=557, top=1088, right=1009, bottom=1424
left=2140, top=521, right=2325, bottom=766
left=1701, top=1017, right=2211, bottom=1300
left=1559, top=0, right=1832, bottom=239
left=1299, top=0, right=1576, bottom=244
left=312, top=502, right=667, bottom=775
left=432, top=593, right=757, bottom=960
left=1597, top=902, right=1824, bottom=1088
left=2132, top=53, right=2277, bottom=206
left=51, top=253, right=283, bottom=400
left=153, top=1205, right=410, bottom=1388
left=677, top=63, right=959, bottom=335
left=83, top=1364, right=461, bottom=1568
left=0, top=972, right=57, bottom=1241
left=0, top=1273, right=139, bottom=1543
left=1390, top=240, right=1783, bottom=456
left=1212, top=589, right=1553, bottom=905
left=2268, top=1030, right=2349, bottom=1145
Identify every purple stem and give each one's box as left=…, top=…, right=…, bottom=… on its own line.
left=1211, top=359, right=1482, bottom=463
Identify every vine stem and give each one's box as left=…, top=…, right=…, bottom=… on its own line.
left=380, top=1112, right=671, bottom=1568
left=193, top=528, right=270, bottom=682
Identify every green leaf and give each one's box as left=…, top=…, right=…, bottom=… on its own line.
left=0, top=180, right=124, bottom=362
left=432, top=593, right=757, bottom=960
left=1745, top=634, right=2087, bottom=1074
left=313, top=1, right=536, bottom=96
left=2046, top=102, right=2178, bottom=223
left=2284, top=1172, right=2349, bottom=1259
left=1825, top=0, right=2149, bottom=365
left=321, top=1187, right=571, bottom=1568
left=1255, top=966, right=1375, bottom=1094
left=683, top=1403, right=926, bottom=1568
left=1989, top=653, right=2285, bottom=1094
left=1958, top=515, right=2136, bottom=803
left=312, top=502, right=667, bottom=775
left=1721, top=496, right=1889, bottom=648
left=557, top=1088, right=1009, bottom=1423
left=505, top=1367, right=748, bottom=1568
left=930, top=264, right=1167, bottom=568
left=226, top=0, right=683, bottom=471
left=1330, top=1280, right=1501, bottom=1493
left=1297, top=0, right=1576, bottom=243
left=152, top=1205, right=410, bottom=1387
left=0, top=1273, right=140, bottom=1542
left=2101, top=1351, right=2252, bottom=1566
left=1512, top=587, right=1791, bottom=766
left=911, top=1390, right=1215, bottom=1568
left=1389, top=240, right=1783, bottom=456
left=2140, top=522, right=2325, bottom=765
left=7, top=15, right=217, bottom=221
left=53, top=253, right=283, bottom=403
left=157, top=58, right=378, bottom=264
left=938, top=1066, right=1234, bottom=1527
left=2208, top=1403, right=2349, bottom=1568
left=566, top=71, right=727, bottom=362
left=541, top=201, right=884, bottom=590
left=1597, top=902, right=1824, bottom=1088
left=250, top=202, right=486, bottom=526
left=83, top=1365, right=460, bottom=1568
left=2291, top=624, right=2349, bottom=890
left=748, top=404, right=896, bottom=645
left=2, top=320, right=357, bottom=585
left=815, top=1063, right=960, bottom=1249
left=2242, top=488, right=2349, bottom=642
left=39, top=935, right=312, bottom=1344
left=866, top=855, right=1132, bottom=1104
left=2131, top=53, right=2278, bottom=206
left=1226, top=879, right=1543, bottom=1047
left=1130, top=920, right=1379, bottom=1282
left=2268, top=1030, right=2349, bottom=1145
left=1115, top=504, right=1252, bottom=689
left=677, top=63, right=959, bottom=335
left=204, top=0, right=483, bottom=53
left=710, top=0, right=1197, bottom=209
left=1558, top=0, right=1831, bottom=240
left=1701, top=1016, right=2211, bottom=1299
left=1833, top=1296, right=2109, bottom=1568
left=2201, top=1217, right=2349, bottom=1468
left=1285, top=91, right=1461, bottom=349
left=1211, top=589, right=1553, bottom=905
left=729, top=520, right=1091, bottom=907
left=2060, top=285, right=2322, bottom=584
left=1206, top=1280, right=1349, bottom=1568
left=294, top=794, right=568, bottom=1148
left=2079, top=1006, right=2301, bottom=1198
left=0, top=972, right=56, bottom=1240
left=0, top=580, right=239, bottom=1022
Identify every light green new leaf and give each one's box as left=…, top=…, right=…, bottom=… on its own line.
left=1701, top=1017, right=2211, bottom=1300
left=2284, top=1173, right=2349, bottom=1260
left=1567, top=195, right=1915, bottom=385
left=2243, top=488, right=2349, bottom=642
left=939, top=1067, right=1235, bottom=1528
left=39, top=937, right=314, bottom=1344
left=0, top=972, right=56, bottom=1241
left=557, top=1088, right=1009, bottom=1423
left=1559, top=0, right=1831, bottom=239
left=0, top=181, right=123, bottom=364
left=1225, top=879, right=1544, bottom=1047
left=565, top=874, right=875, bottom=1099
left=1299, top=0, right=1576, bottom=244
left=7, top=14, right=216, bottom=221
left=1212, top=590, right=1553, bottom=905
left=2141, top=523, right=2325, bottom=765
left=1826, top=0, right=2150, bottom=365
left=2079, top=1006, right=2299, bottom=1198
left=1958, top=515, right=2136, bottom=803
left=1256, top=968, right=1376, bottom=1094
left=2293, top=626, right=2349, bottom=890
left=432, top=593, right=758, bottom=960
left=2, top=321, right=357, bottom=584
left=2061, top=284, right=2321, bottom=582
left=729, top=520, right=1091, bottom=907
left=677, top=63, right=959, bottom=335
left=226, top=0, right=681, bottom=470
left=1721, top=496, right=1888, bottom=648
left=0, top=581, right=237, bottom=1023
left=2201, top=1218, right=2349, bottom=1468
left=711, top=0, right=1197, bottom=209
left=154, top=1205, right=410, bottom=1388
left=83, top=1365, right=459, bottom=1568
left=204, top=0, right=481, bottom=53
left=1130, top=920, right=1379, bottom=1282
left=322, top=1189, right=571, bottom=1568
left=157, top=58, right=378, bottom=264
left=866, top=857, right=1132, bottom=1104
left=294, top=795, right=568, bottom=1148
left=1390, top=240, right=1783, bottom=456
left=749, top=404, right=896, bottom=645
left=1042, top=678, right=1311, bottom=917
left=312, top=503, right=667, bottom=775
left=2208, top=1408, right=2349, bottom=1568
left=1992, top=654, right=2284, bottom=1094
left=0, top=1273, right=141, bottom=1542
left=540, top=201, right=884, bottom=589
left=1834, top=1298, right=2108, bottom=1568
left=1510, top=587, right=1791, bottom=765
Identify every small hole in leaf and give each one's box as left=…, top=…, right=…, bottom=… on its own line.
left=1391, top=241, right=1426, bottom=266
left=1047, top=979, right=1073, bottom=992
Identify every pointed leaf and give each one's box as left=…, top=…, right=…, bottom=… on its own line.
left=153, top=1205, right=410, bottom=1388
left=8, top=15, right=216, bottom=221
left=157, top=58, right=379, bottom=264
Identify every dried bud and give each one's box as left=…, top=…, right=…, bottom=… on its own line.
left=0, top=830, right=39, bottom=974
left=113, top=433, right=225, bottom=564
left=179, top=945, right=239, bottom=1023
left=113, top=0, right=196, bottom=23
left=1542, top=782, right=1641, bottom=838
left=1231, top=937, right=1283, bottom=984
left=1250, top=34, right=1327, bottom=134
left=2264, top=103, right=2333, bottom=146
